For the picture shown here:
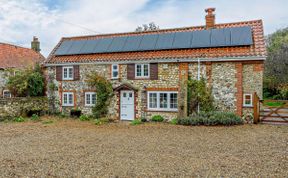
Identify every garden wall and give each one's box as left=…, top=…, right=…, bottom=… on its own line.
left=0, top=97, right=48, bottom=119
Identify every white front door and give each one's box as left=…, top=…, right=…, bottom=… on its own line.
left=120, top=90, right=134, bottom=121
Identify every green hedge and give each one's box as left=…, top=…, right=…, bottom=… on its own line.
left=178, top=112, right=243, bottom=126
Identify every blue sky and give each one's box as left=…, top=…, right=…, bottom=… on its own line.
left=0, top=0, right=288, bottom=56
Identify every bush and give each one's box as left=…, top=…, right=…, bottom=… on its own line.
left=140, top=117, right=148, bottom=122
left=70, top=109, right=82, bottom=118
left=131, top=120, right=142, bottom=125
left=14, top=116, right=25, bottom=122
left=178, top=112, right=243, bottom=126
left=94, top=117, right=110, bottom=125
left=79, top=115, right=90, bottom=121
left=27, top=109, right=42, bottom=117
left=30, top=114, right=40, bottom=121
left=170, top=118, right=178, bottom=125
left=151, top=115, right=164, bottom=122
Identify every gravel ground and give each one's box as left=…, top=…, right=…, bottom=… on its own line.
left=0, top=118, right=287, bottom=177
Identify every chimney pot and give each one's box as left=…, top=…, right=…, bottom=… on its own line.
left=31, top=36, right=41, bottom=52
left=205, top=8, right=216, bottom=29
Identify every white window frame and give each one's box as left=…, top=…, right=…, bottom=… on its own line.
left=111, top=64, right=119, bottom=79
left=243, top=94, right=253, bottom=107
left=63, top=66, right=74, bottom=80
left=62, top=92, right=74, bottom=107
left=85, top=92, right=97, bottom=107
left=135, top=64, right=150, bottom=78
left=147, top=91, right=178, bottom=111
left=3, top=90, right=11, bottom=98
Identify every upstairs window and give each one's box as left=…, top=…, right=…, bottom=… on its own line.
left=3, top=90, right=11, bottom=98
left=135, top=64, right=149, bottom=78
left=243, top=94, right=253, bottom=107
left=111, top=64, right=119, bottom=79
left=85, top=92, right=97, bottom=106
left=63, top=66, right=73, bottom=80
left=62, top=92, right=74, bottom=106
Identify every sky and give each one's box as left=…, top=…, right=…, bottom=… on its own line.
left=0, top=0, right=287, bottom=57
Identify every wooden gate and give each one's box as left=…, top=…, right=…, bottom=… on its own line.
left=260, top=100, right=288, bottom=125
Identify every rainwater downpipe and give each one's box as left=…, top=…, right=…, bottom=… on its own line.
left=197, top=58, right=200, bottom=113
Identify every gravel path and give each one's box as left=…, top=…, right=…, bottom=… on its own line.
left=0, top=119, right=287, bottom=177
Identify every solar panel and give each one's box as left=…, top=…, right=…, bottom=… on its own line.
left=54, top=26, right=253, bottom=56
left=231, top=27, right=253, bottom=46
left=107, top=36, right=127, bottom=52
left=66, top=40, right=86, bottom=55
left=191, top=30, right=211, bottom=48
left=55, top=40, right=73, bottom=55
left=122, top=35, right=143, bottom=51
left=138, top=34, right=158, bottom=51
left=79, top=39, right=98, bottom=54
left=93, top=38, right=113, bottom=53
left=155, top=33, right=175, bottom=50
left=173, top=32, right=193, bottom=48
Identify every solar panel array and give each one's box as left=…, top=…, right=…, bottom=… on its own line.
left=55, top=26, right=253, bottom=56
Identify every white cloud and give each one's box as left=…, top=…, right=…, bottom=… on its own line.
left=0, top=0, right=287, bottom=57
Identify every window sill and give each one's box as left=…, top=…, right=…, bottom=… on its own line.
left=243, top=105, right=253, bottom=108
left=145, top=109, right=178, bottom=113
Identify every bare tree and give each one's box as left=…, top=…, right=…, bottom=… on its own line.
left=135, top=22, right=160, bottom=32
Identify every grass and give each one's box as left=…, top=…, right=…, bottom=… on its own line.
left=263, top=101, right=286, bottom=107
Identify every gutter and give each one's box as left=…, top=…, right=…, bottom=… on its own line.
left=44, top=56, right=266, bottom=67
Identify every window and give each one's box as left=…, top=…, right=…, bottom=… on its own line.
left=135, top=64, right=149, bottom=78
left=85, top=92, right=96, bottom=106
left=243, top=94, right=253, bottom=107
left=148, top=91, right=178, bottom=111
left=111, top=64, right=119, bottom=79
left=62, top=92, right=74, bottom=106
left=63, top=66, right=73, bottom=80
left=3, top=90, right=11, bottom=98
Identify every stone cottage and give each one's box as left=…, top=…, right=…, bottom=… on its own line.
left=0, top=37, right=45, bottom=97
left=44, top=8, right=266, bottom=120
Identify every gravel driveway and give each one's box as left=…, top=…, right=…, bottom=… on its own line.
left=0, top=119, right=287, bottom=177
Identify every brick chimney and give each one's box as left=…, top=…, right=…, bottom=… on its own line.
left=205, top=8, right=216, bottom=29
left=31, top=36, right=41, bottom=52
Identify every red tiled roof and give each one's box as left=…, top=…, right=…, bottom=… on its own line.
left=46, top=20, right=267, bottom=64
left=0, top=43, right=45, bottom=69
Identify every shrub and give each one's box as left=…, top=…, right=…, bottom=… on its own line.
left=178, top=112, right=243, bottom=126
left=140, top=117, right=148, bottom=122
left=30, top=114, right=40, bottom=121
left=170, top=118, right=178, bottom=125
left=70, top=109, right=82, bottom=118
left=131, top=120, right=142, bottom=125
left=151, top=115, right=164, bottom=122
left=27, top=109, right=42, bottom=117
left=79, top=115, right=90, bottom=121
left=94, top=117, right=110, bottom=125
left=14, top=116, right=25, bottom=122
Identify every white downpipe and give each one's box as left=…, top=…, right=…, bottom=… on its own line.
left=197, top=58, right=200, bottom=113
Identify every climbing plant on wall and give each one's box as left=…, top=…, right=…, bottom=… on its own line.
left=86, top=72, right=114, bottom=119
left=187, top=77, right=214, bottom=115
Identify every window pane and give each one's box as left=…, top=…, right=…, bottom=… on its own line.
left=64, top=68, right=68, bottom=78
left=64, top=94, right=67, bottom=104
left=113, top=65, right=118, bottom=70
left=245, top=95, right=251, bottom=100
left=68, top=68, right=73, bottom=78
left=136, top=65, right=142, bottom=76
left=69, top=94, right=73, bottom=104
left=143, top=64, right=149, bottom=76
left=160, top=93, right=168, bottom=108
left=170, top=93, right=178, bottom=109
left=86, top=94, right=90, bottom=104
left=149, top=93, right=157, bottom=108
left=113, top=71, right=118, bottom=78
left=92, top=94, right=96, bottom=104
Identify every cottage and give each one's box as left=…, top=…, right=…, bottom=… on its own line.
left=44, top=8, right=266, bottom=120
left=0, top=37, right=45, bottom=98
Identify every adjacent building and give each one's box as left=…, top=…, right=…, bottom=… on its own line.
left=0, top=37, right=45, bottom=97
